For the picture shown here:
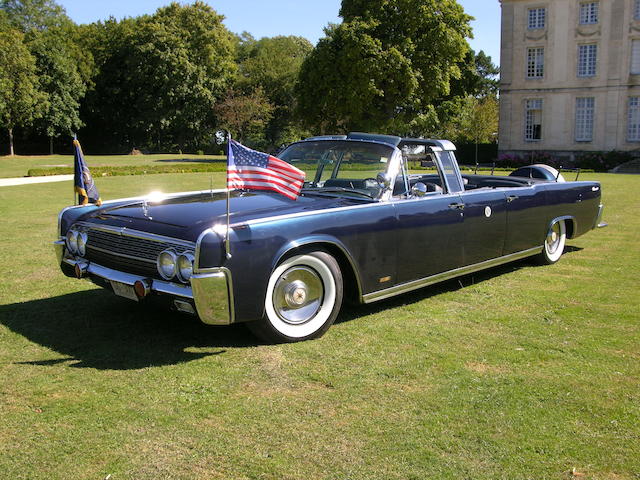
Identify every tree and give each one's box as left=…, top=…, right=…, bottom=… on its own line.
left=80, top=2, right=237, bottom=152
left=237, top=35, right=313, bottom=147
left=438, top=95, right=499, bottom=149
left=0, top=0, right=69, bottom=31
left=297, top=0, right=473, bottom=133
left=449, top=49, right=500, bottom=100
left=29, top=27, right=88, bottom=152
left=2, top=0, right=91, bottom=153
left=0, top=16, right=44, bottom=155
left=215, top=87, right=274, bottom=145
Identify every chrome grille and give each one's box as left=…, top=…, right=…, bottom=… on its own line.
left=82, top=226, right=194, bottom=278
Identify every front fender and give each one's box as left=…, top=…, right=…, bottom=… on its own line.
left=272, top=234, right=364, bottom=301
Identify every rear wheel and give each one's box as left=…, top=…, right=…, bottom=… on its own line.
left=537, top=220, right=566, bottom=265
left=247, top=251, right=343, bottom=343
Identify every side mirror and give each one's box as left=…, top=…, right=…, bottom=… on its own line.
left=376, top=172, right=392, bottom=190
left=411, top=182, right=428, bottom=197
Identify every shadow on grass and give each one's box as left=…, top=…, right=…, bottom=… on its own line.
left=2, top=248, right=584, bottom=367
left=0, top=289, right=258, bottom=370
left=337, top=252, right=582, bottom=323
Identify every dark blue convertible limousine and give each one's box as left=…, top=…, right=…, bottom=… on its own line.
left=55, top=133, right=606, bottom=342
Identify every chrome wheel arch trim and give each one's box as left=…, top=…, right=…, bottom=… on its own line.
left=271, top=235, right=364, bottom=302
left=547, top=215, right=577, bottom=239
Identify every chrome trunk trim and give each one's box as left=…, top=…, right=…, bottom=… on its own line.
left=362, top=246, right=543, bottom=303
left=594, top=204, right=607, bottom=229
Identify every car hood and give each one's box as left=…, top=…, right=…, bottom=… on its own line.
left=76, top=190, right=371, bottom=242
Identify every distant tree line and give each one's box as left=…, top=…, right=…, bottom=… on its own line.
left=0, top=0, right=498, bottom=156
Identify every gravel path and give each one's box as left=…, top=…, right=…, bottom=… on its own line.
left=0, top=175, right=74, bottom=187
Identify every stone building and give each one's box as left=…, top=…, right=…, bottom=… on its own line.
left=499, top=0, right=640, bottom=162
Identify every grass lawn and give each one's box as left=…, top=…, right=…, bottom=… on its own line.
left=0, top=153, right=225, bottom=178
left=0, top=172, right=638, bottom=479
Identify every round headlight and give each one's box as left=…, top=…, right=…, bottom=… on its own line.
left=177, top=252, right=195, bottom=282
left=77, top=232, right=88, bottom=256
left=66, top=229, right=78, bottom=254
left=157, top=250, right=177, bottom=280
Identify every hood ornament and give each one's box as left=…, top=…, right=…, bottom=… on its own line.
left=142, top=199, right=152, bottom=220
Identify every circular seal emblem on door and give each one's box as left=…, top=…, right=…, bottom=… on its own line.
left=484, top=206, right=492, bottom=218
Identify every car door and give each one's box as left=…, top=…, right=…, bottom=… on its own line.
left=392, top=193, right=465, bottom=284
left=392, top=148, right=465, bottom=285
left=459, top=189, right=508, bottom=265
left=503, top=185, right=548, bottom=254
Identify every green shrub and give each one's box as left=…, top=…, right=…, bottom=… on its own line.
left=575, top=151, right=636, bottom=172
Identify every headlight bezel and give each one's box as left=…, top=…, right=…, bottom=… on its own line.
left=77, top=231, right=88, bottom=256
left=157, top=249, right=178, bottom=280
left=176, top=251, right=195, bottom=283
left=66, top=229, right=79, bottom=255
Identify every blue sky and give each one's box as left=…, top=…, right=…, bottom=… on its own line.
left=57, top=0, right=502, bottom=65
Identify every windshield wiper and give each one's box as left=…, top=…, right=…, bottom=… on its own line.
left=304, top=187, right=375, bottom=199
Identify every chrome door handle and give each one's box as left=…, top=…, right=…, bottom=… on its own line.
left=448, top=202, right=465, bottom=210
left=507, top=195, right=519, bottom=203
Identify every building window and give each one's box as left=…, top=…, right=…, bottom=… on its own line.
left=635, top=0, right=640, bottom=20
left=579, top=2, right=599, bottom=24
left=525, top=99, right=543, bottom=141
left=628, top=97, right=640, bottom=141
left=575, top=98, right=595, bottom=142
left=632, top=40, right=640, bottom=74
left=527, top=47, right=545, bottom=78
left=578, top=44, right=597, bottom=77
left=528, top=8, right=546, bottom=29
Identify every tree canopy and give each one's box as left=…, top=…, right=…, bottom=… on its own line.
left=0, top=0, right=494, bottom=155
left=297, top=0, right=473, bottom=134
left=80, top=2, right=236, bottom=152
left=0, top=13, right=45, bottom=154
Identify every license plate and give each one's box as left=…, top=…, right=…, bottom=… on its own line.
left=111, top=281, right=138, bottom=302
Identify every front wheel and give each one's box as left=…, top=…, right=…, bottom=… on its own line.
left=247, top=251, right=343, bottom=343
left=537, top=220, right=566, bottom=265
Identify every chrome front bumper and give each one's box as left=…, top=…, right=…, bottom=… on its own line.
left=54, top=240, right=233, bottom=325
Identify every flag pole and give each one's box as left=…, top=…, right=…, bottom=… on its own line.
left=72, top=134, right=77, bottom=206
left=225, top=131, right=232, bottom=260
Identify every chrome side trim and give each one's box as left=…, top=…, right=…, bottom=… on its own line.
left=76, top=222, right=196, bottom=248
left=191, top=267, right=234, bottom=325
left=234, top=193, right=464, bottom=228
left=61, top=257, right=193, bottom=298
left=362, top=246, right=543, bottom=303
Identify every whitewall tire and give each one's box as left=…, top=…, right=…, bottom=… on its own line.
left=248, top=251, right=343, bottom=343
left=537, top=220, right=566, bottom=265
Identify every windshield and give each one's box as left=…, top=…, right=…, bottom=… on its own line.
left=279, top=140, right=396, bottom=199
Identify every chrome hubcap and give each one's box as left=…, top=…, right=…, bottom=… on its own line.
left=273, top=266, right=323, bottom=325
left=547, top=223, right=561, bottom=253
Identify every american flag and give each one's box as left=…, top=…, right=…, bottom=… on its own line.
left=227, top=139, right=305, bottom=200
